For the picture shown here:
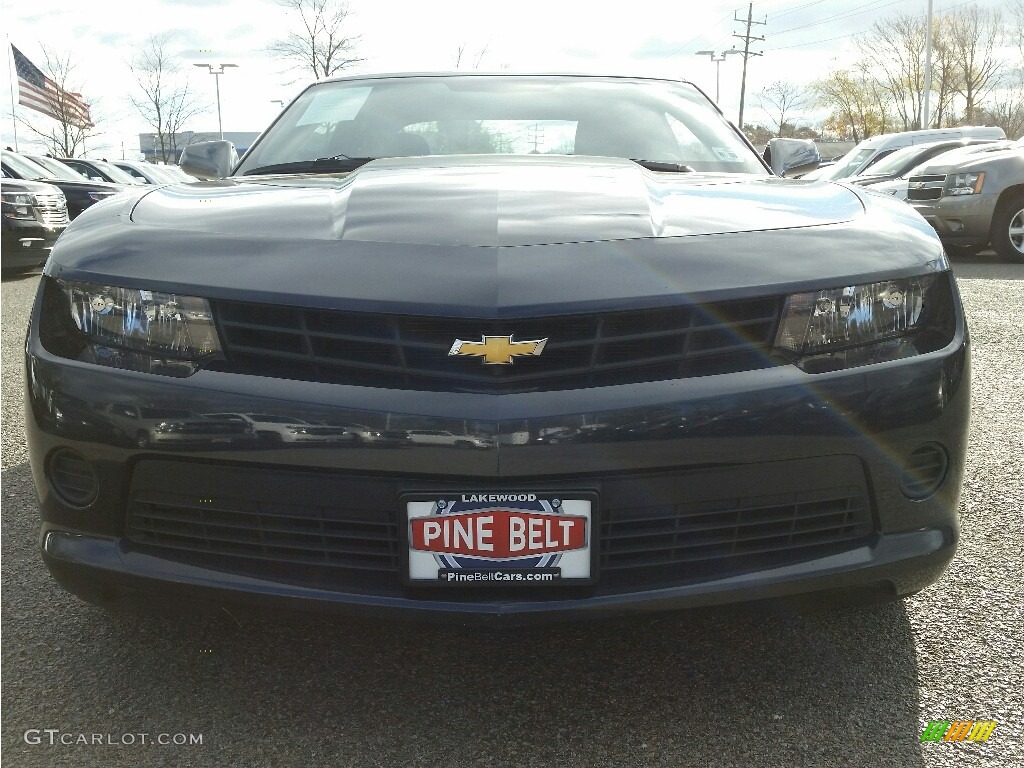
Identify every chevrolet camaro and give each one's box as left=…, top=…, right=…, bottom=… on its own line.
left=25, top=74, right=969, bottom=624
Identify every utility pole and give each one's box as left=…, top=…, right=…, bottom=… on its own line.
left=528, top=122, right=544, bottom=152
left=733, top=2, right=766, bottom=132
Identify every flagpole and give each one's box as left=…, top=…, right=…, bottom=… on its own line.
left=7, top=39, right=18, bottom=151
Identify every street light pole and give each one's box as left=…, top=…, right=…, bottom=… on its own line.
left=193, top=63, right=238, bottom=140
left=695, top=49, right=739, bottom=104
left=922, top=0, right=933, bottom=129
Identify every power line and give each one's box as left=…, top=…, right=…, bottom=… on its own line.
left=762, top=0, right=979, bottom=51
left=657, top=12, right=739, bottom=59
left=770, top=0, right=904, bottom=37
left=765, top=0, right=831, bottom=22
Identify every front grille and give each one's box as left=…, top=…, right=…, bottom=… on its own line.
left=907, top=175, right=946, bottom=202
left=210, top=297, right=784, bottom=393
left=33, top=194, right=69, bottom=226
left=124, top=457, right=873, bottom=596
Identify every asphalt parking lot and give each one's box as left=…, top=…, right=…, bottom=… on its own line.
left=2, top=258, right=1021, bottom=768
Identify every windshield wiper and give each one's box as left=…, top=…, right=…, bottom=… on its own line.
left=242, top=155, right=376, bottom=176
left=631, top=159, right=695, bottom=173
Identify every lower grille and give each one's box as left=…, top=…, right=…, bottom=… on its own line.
left=600, top=489, right=869, bottom=577
left=124, top=457, right=873, bottom=596
left=128, top=498, right=398, bottom=572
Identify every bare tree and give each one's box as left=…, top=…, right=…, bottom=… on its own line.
left=268, top=0, right=364, bottom=81
left=129, top=33, right=206, bottom=163
left=16, top=45, right=98, bottom=157
left=929, top=15, right=962, bottom=128
left=454, top=41, right=491, bottom=69
left=978, top=92, right=1024, bottom=140
left=1012, top=0, right=1024, bottom=61
left=813, top=68, right=890, bottom=142
left=947, top=5, right=1005, bottom=124
left=856, top=14, right=931, bottom=131
left=758, top=81, right=806, bottom=137
left=976, top=1, right=1024, bottom=139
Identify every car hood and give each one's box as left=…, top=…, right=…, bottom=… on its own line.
left=2, top=178, right=64, bottom=196
left=128, top=156, right=864, bottom=247
left=914, top=147, right=1024, bottom=176
left=46, top=178, right=127, bottom=193
left=51, top=155, right=943, bottom=316
left=849, top=173, right=898, bottom=186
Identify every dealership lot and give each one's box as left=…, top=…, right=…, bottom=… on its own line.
left=2, top=260, right=1021, bottom=767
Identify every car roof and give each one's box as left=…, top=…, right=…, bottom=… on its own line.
left=313, top=71, right=698, bottom=88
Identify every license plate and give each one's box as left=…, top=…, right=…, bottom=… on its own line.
left=403, top=492, right=596, bottom=585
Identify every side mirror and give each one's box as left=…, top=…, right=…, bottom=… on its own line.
left=766, top=138, right=820, bottom=178
left=179, top=141, right=238, bottom=180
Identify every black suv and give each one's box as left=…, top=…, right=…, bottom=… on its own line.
left=1, top=151, right=127, bottom=219
left=1, top=178, right=68, bottom=274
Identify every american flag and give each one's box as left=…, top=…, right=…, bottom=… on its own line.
left=12, top=45, right=93, bottom=128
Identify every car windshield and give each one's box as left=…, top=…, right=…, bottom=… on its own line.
left=861, top=144, right=938, bottom=177
left=804, top=147, right=876, bottom=181
left=89, top=160, right=143, bottom=184
left=235, top=75, right=764, bottom=176
left=145, top=165, right=182, bottom=182
left=3, top=151, right=59, bottom=180
left=163, top=166, right=197, bottom=182
left=25, top=155, right=85, bottom=181
left=118, top=163, right=174, bottom=183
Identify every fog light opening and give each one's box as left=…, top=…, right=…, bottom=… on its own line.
left=899, top=444, right=949, bottom=500
left=47, top=449, right=99, bottom=508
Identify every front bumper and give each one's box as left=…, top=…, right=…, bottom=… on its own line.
left=26, top=288, right=970, bottom=623
left=911, top=193, right=997, bottom=247
left=1, top=221, right=63, bottom=270
left=41, top=525, right=955, bottom=625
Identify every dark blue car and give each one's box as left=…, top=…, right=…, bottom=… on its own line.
left=25, top=74, right=968, bottom=624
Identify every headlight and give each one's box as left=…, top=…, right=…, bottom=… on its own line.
left=43, top=278, right=222, bottom=376
left=87, top=191, right=117, bottom=202
left=946, top=172, right=984, bottom=196
left=774, top=267, right=956, bottom=372
left=2, top=191, right=35, bottom=220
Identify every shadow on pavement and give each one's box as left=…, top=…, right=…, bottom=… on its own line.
left=949, top=252, right=1024, bottom=280
left=2, top=461, right=927, bottom=768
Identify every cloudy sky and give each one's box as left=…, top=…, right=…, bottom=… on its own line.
left=2, top=0, right=1012, bottom=158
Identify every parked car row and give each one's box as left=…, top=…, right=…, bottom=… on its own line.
left=1, top=150, right=200, bottom=274
left=847, top=139, right=1012, bottom=199
left=2, top=150, right=122, bottom=220
left=59, top=157, right=146, bottom=186
left=798, top=127, right=1022, bottom=262
left=111, top=160, right=196, bottom=185
left=803, top=126, right=1007, bottom=182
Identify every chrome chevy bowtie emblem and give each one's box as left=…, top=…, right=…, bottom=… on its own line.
left=448, top=335, right=548, bottom=365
